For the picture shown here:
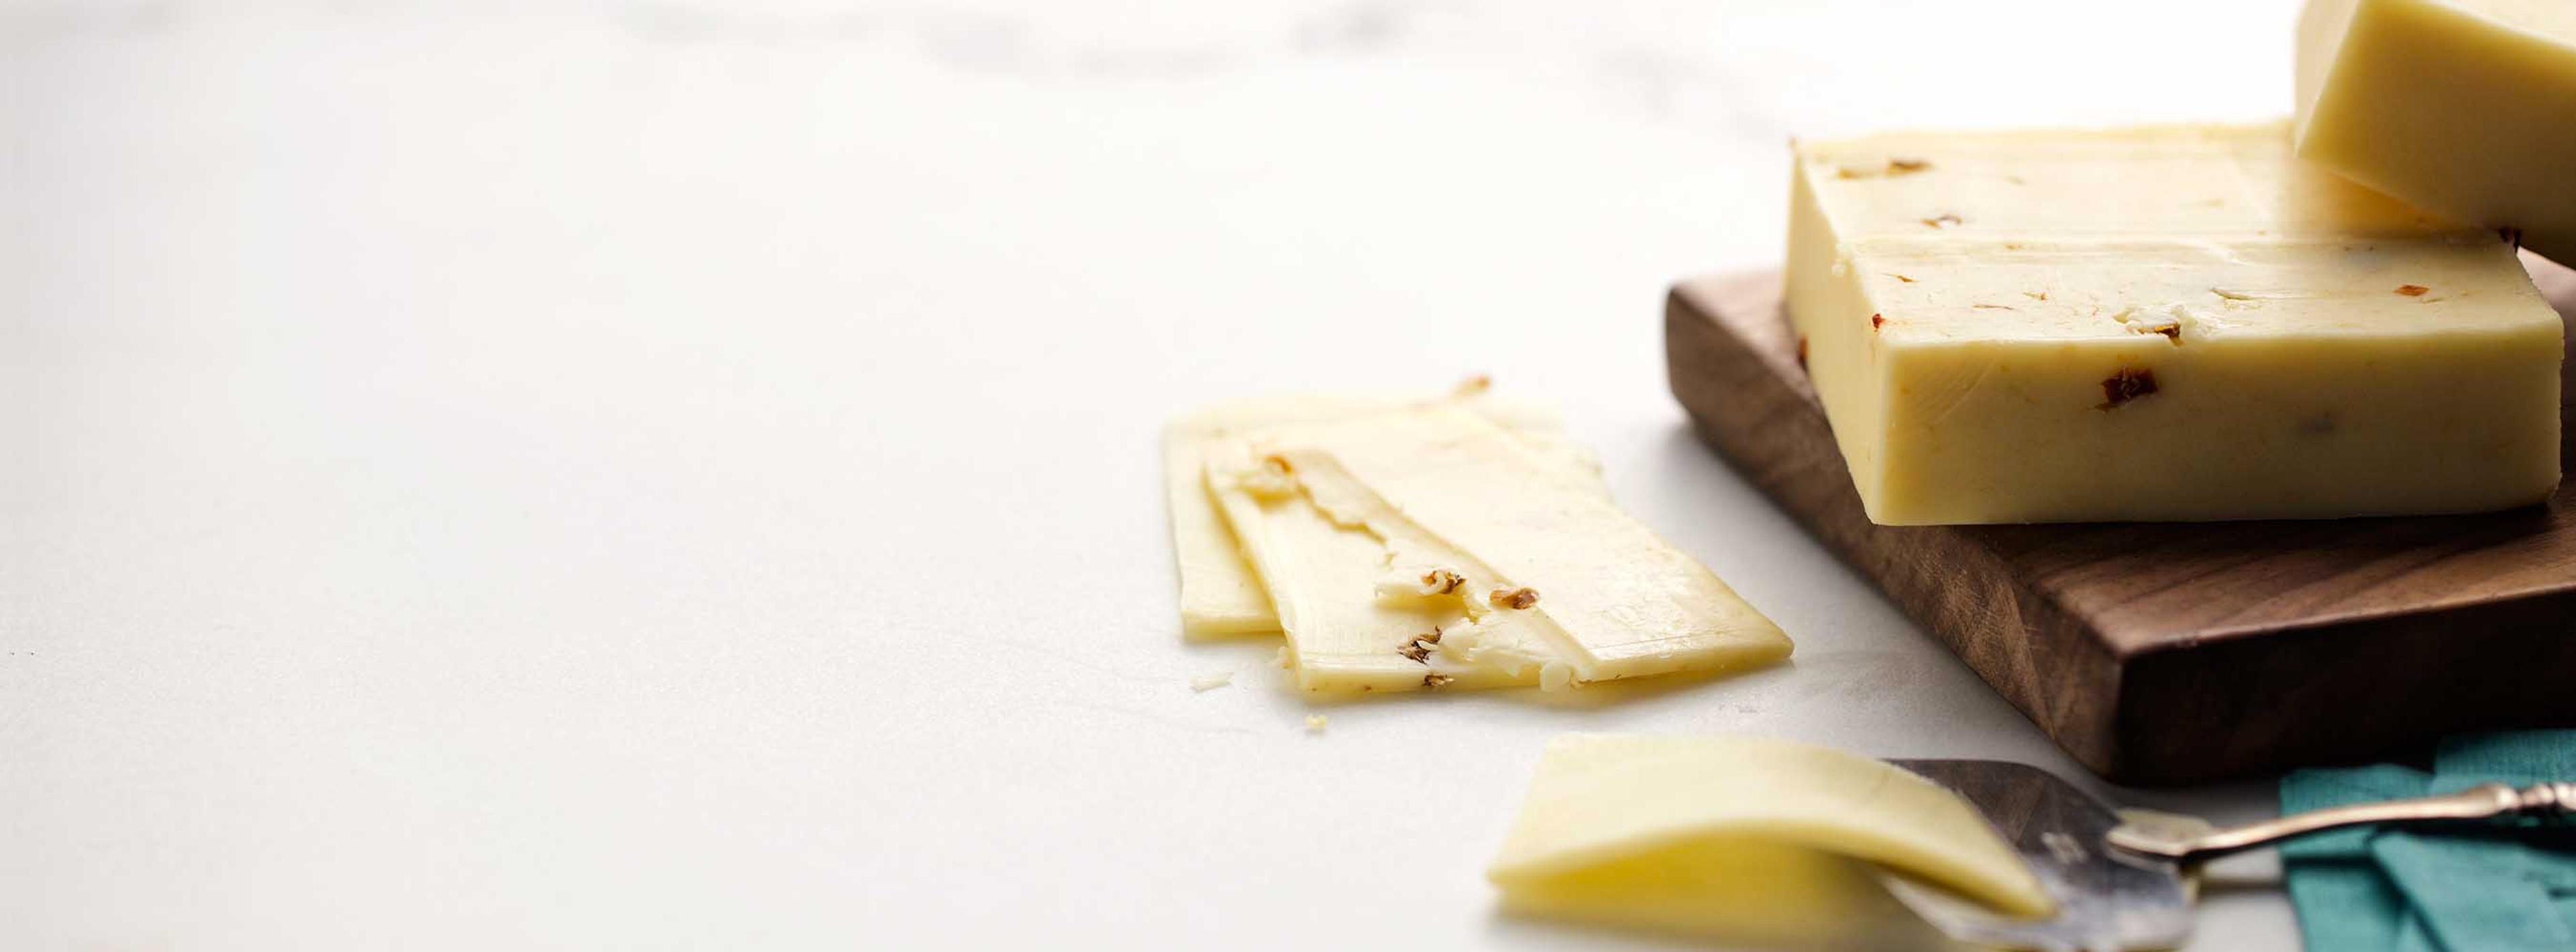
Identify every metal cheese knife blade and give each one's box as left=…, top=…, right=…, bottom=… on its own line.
left=1874, top=759, right=2198, bottom=952
left=1878, top=761, right=2576, bottom=952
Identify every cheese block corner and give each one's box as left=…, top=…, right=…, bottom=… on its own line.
left=2296, top=0, right=2576, bottom=264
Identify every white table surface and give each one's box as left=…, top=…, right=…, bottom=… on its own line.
left=5, top=2, right=2316, bottom=949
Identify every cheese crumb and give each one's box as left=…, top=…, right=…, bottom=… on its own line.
left=1236, top=455, right=1299, bottom=497
left=1539, top=662, right=1576, bottom=692
left=1376, top=566, right=1468, bottom=603
left=1432, top=621, right=1554, bottom=676
left=1189, top=671, right=1233, bottom=692
left=1273, top=645, right=1293, bottom=670
left=1304, top=715, right=1329, bottom=734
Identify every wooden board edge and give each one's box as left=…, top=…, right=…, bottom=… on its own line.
left=1667, top=267, right=2576, bottom=784
left=1663, top=278, right=2133, bottom=778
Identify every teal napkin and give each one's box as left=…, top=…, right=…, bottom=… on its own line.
left=2279, top=731, right=2576, bottom=951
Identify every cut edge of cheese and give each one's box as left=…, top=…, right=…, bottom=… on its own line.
left=1487, top=733, right=2054, bottom=943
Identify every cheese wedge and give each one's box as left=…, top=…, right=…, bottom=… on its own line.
left=1786, top=123, right=2562, bottom=525
left=1209, top=409, right=1789, bottom=692
left=1488, top=735, right=2051, bottom=946
left=1164, top=389, right=1592, bottom=639
left=2297, top=0, right=2576, bottom=264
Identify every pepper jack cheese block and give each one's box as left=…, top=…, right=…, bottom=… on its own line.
left=1164, top=387, right=1595, bottom=638
left=2297, top=0, right=2576, bottom=264
left=1788, top=124, right=2563, bottom=525
left=1487, top=735, right=2051, bottom=945
left=1208, top=409, right=1789, bottom=692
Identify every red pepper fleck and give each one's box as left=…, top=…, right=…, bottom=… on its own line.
left=2396, top=284, right=2430, bottom=297
left=1795, top=335, right=1809, bottom=370
left=1870, top=313, right=1886, bottom=330
left=2098, top=368, right=2158, bottom=409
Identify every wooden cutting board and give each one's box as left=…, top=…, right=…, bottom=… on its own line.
left=1665, top=258, right=2576, bottom=785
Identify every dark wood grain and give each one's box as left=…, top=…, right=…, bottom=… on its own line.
left=1666, top=258, right=2576, bottom=785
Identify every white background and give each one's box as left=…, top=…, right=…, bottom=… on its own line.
left=6, top=1, right=2312, bottom=948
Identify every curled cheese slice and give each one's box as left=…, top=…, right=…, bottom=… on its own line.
left=1488, top=735, right=2054, bottom=946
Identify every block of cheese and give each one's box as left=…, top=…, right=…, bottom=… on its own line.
left=1207, top=409, right=1789, bottom=692
left=1488, top=735, right=2049, bottom=946
left=1163, top=386, right=1593, bottom=639
left=1786, top=123, right=2562, bottom=525
left=2296, top=0, right=2576, bottom=264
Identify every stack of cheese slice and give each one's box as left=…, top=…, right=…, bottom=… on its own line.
left=1165, top=384, right=1790, bottom=693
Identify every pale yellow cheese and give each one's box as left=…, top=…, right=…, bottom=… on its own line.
left=1203, top=436, right=1558, bottom=691
left=1210, top=409, right=1789, bottom=692
left=1787, top=123, right=2562, bottom=525
left=2297, top=0, right=2576, bottom=264
left=1163, top=390, right=1585, bottom=639
left=1488, top=735, right=2051, bottom=947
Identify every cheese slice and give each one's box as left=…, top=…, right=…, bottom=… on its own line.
left=1488, top=735, right=2051, bottom=946
left=2297, top=0, right=2576, bottom=264
left=1786, top=123, right=2562, bottom=525
left=1165, top=388, right=1591, bottom=639
left=1210, top=409, right=1789, bottom=692
left=1205, top=438, right=1562, bottom=691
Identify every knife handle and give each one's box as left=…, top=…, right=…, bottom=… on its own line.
left=2106, top=780, right=2575, bottom=861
